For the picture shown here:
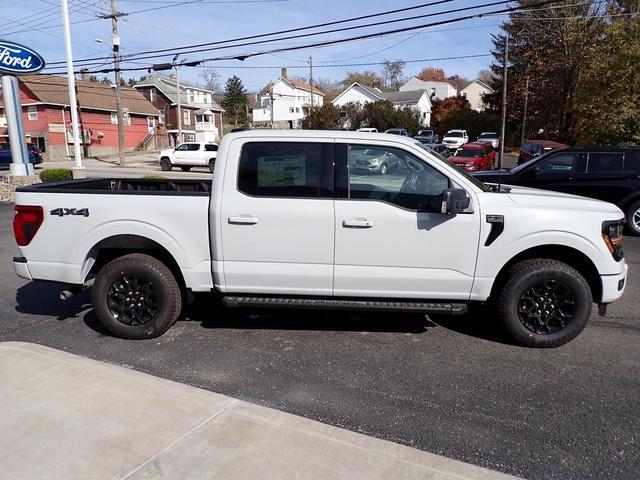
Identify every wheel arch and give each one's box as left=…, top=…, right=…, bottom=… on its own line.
left=489, top=244, right=602, bottom=303
left=85, top=234, right=187, bottom=295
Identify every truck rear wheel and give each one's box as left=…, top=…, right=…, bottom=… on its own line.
left=160, top=157, right=172, bottom=171
left=91, top=254, right=182, bottom=339
left=209, top=159, right=215, bottom=173
left=497, top=259, right=592, bottom=348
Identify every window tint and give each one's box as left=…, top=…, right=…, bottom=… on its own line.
left=623, top=152, right=640, bottom=173
left=238, top=142, right=327, bottom=198
left=204, top=144, right=218, bottom=152
left=587, top=152, right=624, bottom=173
left=537, top=153, right=584, bottom=173
left=187, top=144, right=201, bottom=151
left=348, top=144, right=449, bottom=212
left=175, top=144, right=189, bottom=151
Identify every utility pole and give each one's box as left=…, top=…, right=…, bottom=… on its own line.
left=99, top=1, right=127, bottom=166
left=498, top=34, right=508, bottom=170
left=308, top=55, right=314, bottom=110
left=270, top=90, right=275, bottom=129
left=174, top=54, right=182, bottom=144
left=521, top=72, right=529, bottom=146
left=75, top=84, right=89, bottom=157
left=61, top=0, right=85, bottom=178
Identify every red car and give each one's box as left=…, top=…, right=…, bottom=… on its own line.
left=449, top=141, right=496, bottom=172
left=518, top=139, right=568, bottom=165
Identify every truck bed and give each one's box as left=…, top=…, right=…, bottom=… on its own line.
left=17, top=178, right=211, bottom=195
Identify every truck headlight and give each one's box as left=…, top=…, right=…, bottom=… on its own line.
left=602, top=220, right=624, bottom=261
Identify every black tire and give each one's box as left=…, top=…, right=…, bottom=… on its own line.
left=209, top=159, right=215, bottom=173
left=497, top=259, right=592, bottom=348
left=180, top=166, right=192, bottom=172
left=379, top=163, right=387, bottom=175
left=91, top=253, right=182, bottom=340
left=624, top=200, right=640, bottom=236
left=160, top=157, right=172, bottom=171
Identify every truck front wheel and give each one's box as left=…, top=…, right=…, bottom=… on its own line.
left=160, top=157, right=172, bottom=171
left=91, top=254, right=182, bottom=339
left=497, top=259, right=592, bottom=348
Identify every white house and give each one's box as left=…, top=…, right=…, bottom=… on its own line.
left=459, top=79, right=494, bottom=111
left=399, top=77, right=457, bottom=100
left=331, top=82, right=432, bottom=126
left=252, top=68, right=324, bottom=128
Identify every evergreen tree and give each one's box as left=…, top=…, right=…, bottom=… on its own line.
left=221, top=76, right=248, bottom=126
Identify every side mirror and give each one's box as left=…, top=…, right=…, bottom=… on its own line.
left=441, top=188, right=470, bottom=214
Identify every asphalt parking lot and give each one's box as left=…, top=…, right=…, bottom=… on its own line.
left=1, top=200, right=638, bottom=480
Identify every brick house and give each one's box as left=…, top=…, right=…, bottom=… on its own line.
left=0, top=74, right=161, bottom=161
left=134, top=76, right=224, bottom=145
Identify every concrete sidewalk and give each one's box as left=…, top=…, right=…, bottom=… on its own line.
left=0, top=342, right=520, bottom=480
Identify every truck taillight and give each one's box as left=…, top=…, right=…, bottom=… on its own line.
left=13, top=205, right=44, bottom=246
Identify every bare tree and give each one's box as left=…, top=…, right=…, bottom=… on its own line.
left=382, top=59, right=406, bottom=90
left=199, top=68, right=221, bottom=92
left=477, top=69, right=494, bottom=84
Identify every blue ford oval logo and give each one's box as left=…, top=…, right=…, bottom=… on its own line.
left=0, top=40, right=45, bottom=75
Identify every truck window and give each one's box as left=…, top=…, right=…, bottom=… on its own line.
left=187, top=144, right=201, bottom=151
left=347, top=144, right=449, bottom=212
left=238, top=142, right=328, bottom=198
left=537, top=153, right=584, bottom=173
left=587, top=152, right=624, bottom=173
left=623, top=152, right=640, bottom=173
left=204, top=144, right=218, bottom=152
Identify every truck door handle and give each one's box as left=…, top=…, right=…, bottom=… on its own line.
left=342, top=219, right=374, bottom=228
left=228, top=216, right=259, bottom=225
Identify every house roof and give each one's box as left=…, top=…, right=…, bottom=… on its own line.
left=460, top=79, right=494, bottom=93
left=331, top=82, right=429, bottom=106
left=134, top=76, right=223, bottom=111
left=401, top=76, right=456, bottom=91
left=14, top=75, right=160, bottom=116
left=259, top=78, right=325, bottom=96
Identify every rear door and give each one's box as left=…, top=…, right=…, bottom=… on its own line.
left=172, top=144, right=190, bottom=164
left=219, top=138, right=335, bottom=295
left=563, top=152, right=629, bottom=204
left=203, top=144, right=218, bottom=166
left=333, top=141, right=481, bottom=299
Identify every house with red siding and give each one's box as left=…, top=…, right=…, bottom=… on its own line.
left=0, top=74, right=161, bottom=161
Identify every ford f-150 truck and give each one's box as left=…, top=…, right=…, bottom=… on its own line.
left=12, top=131, right=628, bottom=347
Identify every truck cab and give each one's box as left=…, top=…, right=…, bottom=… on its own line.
left=159, top=142, right=219, bottom=172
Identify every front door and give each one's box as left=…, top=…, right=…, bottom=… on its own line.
left=333, top=142, right=481, bottom=300
left=219, top=139, right=335, bottom=295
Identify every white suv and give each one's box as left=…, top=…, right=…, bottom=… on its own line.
left=442, top=130, right=469, bottom=151
left=159, top=142, right=219, bottom=173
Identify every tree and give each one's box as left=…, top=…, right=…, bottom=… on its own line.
left=417, top=67, right=446, bottom=82
left=301, top=104, right=342, bottom=130
left=477, top=69, right=493, bottom=85
left=382, top=59, right=405, bottom=90
left=199, top=68, right=220, bottom=92
left=221, top=75, right=248, bottom=126
left=575, top=12, right=640, bottom=144
left=447, top=75, right=469, bottom=92
left=342, top=71, right=383, bottom=89
left=341, top=102, right=365, bottom=130
left=362, top=100, right=397, bottom=132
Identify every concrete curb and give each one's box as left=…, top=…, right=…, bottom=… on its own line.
left=0, top=342, right=521, bottom=480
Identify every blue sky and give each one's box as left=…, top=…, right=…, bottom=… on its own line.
left=4, top=0, right=506, bottom=92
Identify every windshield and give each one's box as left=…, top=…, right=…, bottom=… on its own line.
left=417, top=130, right=433, bottom=136
left=454, top=148, right=482, bottom=158
left=446, top=131, right=463, bottom=138
left=417, top=144, right=489, bottom=191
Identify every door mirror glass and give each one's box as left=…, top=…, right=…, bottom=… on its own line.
left=442, top=188, right=470, bottom=214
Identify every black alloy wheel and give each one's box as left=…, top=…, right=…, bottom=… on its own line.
left=517, top=279, right=576, bottom=335
left=107, top=274, right=158, bottom=326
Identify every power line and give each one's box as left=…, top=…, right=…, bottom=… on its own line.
left=44, top=0, right=461, bottom=66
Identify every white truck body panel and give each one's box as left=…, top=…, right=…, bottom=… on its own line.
left=14, top=130, right=627, bottom=307
left=160, top=142, right=218, bottom=168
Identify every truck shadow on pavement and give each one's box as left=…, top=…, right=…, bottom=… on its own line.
left=15, top=281, right=93, bottom=321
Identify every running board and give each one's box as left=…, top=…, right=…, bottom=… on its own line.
left=222, top=296, right=468, bottom=315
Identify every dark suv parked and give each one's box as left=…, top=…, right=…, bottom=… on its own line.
left=473, top=146, right=640, bottom=235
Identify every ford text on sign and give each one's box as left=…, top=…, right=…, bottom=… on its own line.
left=0, top=40, right=45, bottom=74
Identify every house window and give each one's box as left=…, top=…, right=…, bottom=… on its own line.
left=111, top=112, right=117, bottom=124
left=149, top=88, right=156, bottom=102
left=296, top=107, right=300, bottom=113
left=189, top=90, right=195, bottom=103
left=27, top=106, right=38, bottom=120
left=430, top=87, right=436, bottom=96
left=183, top=110, right=190, bottom=125
left=159, top=114, right=165, bottom=124
left=289, top=107, right=294, bottom=113
left=111, top=112, right=131, bottom=125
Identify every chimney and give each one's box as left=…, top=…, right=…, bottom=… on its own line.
left=80, top=68, right=90, bottom=81
left=281, top=67, right=288, bottom=79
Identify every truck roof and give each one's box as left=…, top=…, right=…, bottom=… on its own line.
left=224, top=129, right=425, bottom=147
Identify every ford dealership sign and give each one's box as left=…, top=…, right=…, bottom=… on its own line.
left=0, top=40, right=45, bottom=75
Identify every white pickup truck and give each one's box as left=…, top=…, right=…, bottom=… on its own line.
left=159, top=142, right=219, bottom=172
left=12, top=131, right=627, bottom=347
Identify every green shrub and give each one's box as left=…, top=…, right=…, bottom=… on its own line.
left=40, top=168, right=73, bottom=183
left=141, top=174, right=166, bottom=180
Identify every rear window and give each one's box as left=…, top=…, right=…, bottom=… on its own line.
left=623, top=152, right=640, bottom=173
left=587, top=152, right=624, bottom=173
left=446, top=132, right=463, bottom=138
left=238, top=142, right=329, bottom=198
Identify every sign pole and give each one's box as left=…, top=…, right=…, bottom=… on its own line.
left=60, top=0, right=86, bottom=178
left=1, top=75, right=33, bottom=176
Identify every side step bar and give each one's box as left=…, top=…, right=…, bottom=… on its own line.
left=222, top=296, right=468, bottom=315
